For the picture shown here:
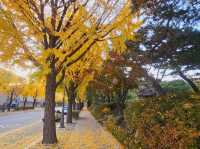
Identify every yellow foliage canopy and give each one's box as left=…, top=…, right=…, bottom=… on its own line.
left=0, top=0, right=141, bottom=77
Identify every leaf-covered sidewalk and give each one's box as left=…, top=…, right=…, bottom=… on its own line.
left=64, top=108, right=123, bottom=149
left=32, top=108, right=124, bottom=149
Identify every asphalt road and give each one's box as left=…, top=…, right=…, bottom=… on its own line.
left=0, top=110, right=43, bottom=134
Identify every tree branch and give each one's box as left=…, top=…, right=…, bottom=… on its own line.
left=56, top=69, right=66, bottom=87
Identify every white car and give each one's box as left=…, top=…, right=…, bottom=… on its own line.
left=55, top=105, right=68, bottom=115
left=55, top=106, right=68, bottom=122
left=42, top=106, right=68, bottom=122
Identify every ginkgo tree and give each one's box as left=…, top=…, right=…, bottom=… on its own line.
left=0, top=0, right=141, bottom=144
left=21, top=79, right=45, bottom=109
left=64, top=47, right=103, bottom=124
left=0, top=67, right=25, bottom=111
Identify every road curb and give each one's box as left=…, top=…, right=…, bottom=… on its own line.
left=0, top=108, right=43, bottom=117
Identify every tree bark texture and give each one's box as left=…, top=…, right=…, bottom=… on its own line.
left=23, top=97, right=27, bottom=110
left=7, top=89, right=15, bottom=112
left=178, top=71, right=200, bottom=93
left=42, top=71, right=57, bottom=144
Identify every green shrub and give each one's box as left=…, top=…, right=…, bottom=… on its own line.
left=90, top=93, right=200, bottom=148
left=123, top=93, right=200, bottom=149
left=90, top=104, right=111, bottom=121
left=161, top=80, right=192, bottom=93
left=104, top=115, right=128, bottom=144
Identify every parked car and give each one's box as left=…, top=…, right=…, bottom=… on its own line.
left=55, top=111, right=61, bottom=122
left=55, top=105, right=68, bottom=122
left=138, top=88, right=157, bottom=97
left=10, top=103, right=17, bottom=108
left=6, top=101, right=18, bottom=108
left=42, top=105, right=68, bottom=122
left=55, top=105, right=68, bottom=115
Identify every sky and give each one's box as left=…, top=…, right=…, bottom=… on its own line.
left=1, top=61, right=199, bottom=82
left=149, top=68, right=200, bottom=81
left=0, top=64, right=33, bottom=79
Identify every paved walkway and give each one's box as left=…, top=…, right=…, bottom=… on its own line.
left=64, top=108, right=123, bottom=149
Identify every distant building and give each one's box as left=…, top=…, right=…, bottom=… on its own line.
left=138, top=88, right=157, bottom=97
left=192, top=77, right=200, bottom=85
left=137, top=79, right=158, bottom=97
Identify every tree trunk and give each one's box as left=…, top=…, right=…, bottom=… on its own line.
left=116, top=102, right=123, bottom=116
left=8, top=89, right=14, bottom=112
left=65, top=82, right=77, bottom=124
left=32, top=98, right=37, bottom=109
left=42, top=72, right=57, bottom=144
left=81, top=102, right=84, bottom=110
left=72, top=100, right=76, bottom=110
left=115, top=95, right=124, bottom=124
left=23, top=97, right=27, bottom=110
left=32, top=90, right=37, bottom=109
left=116, top=87, right=127, bottom=117
left=178, top=71, right=200, bottom=93
left=67, top=97, right=73, bottom=123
